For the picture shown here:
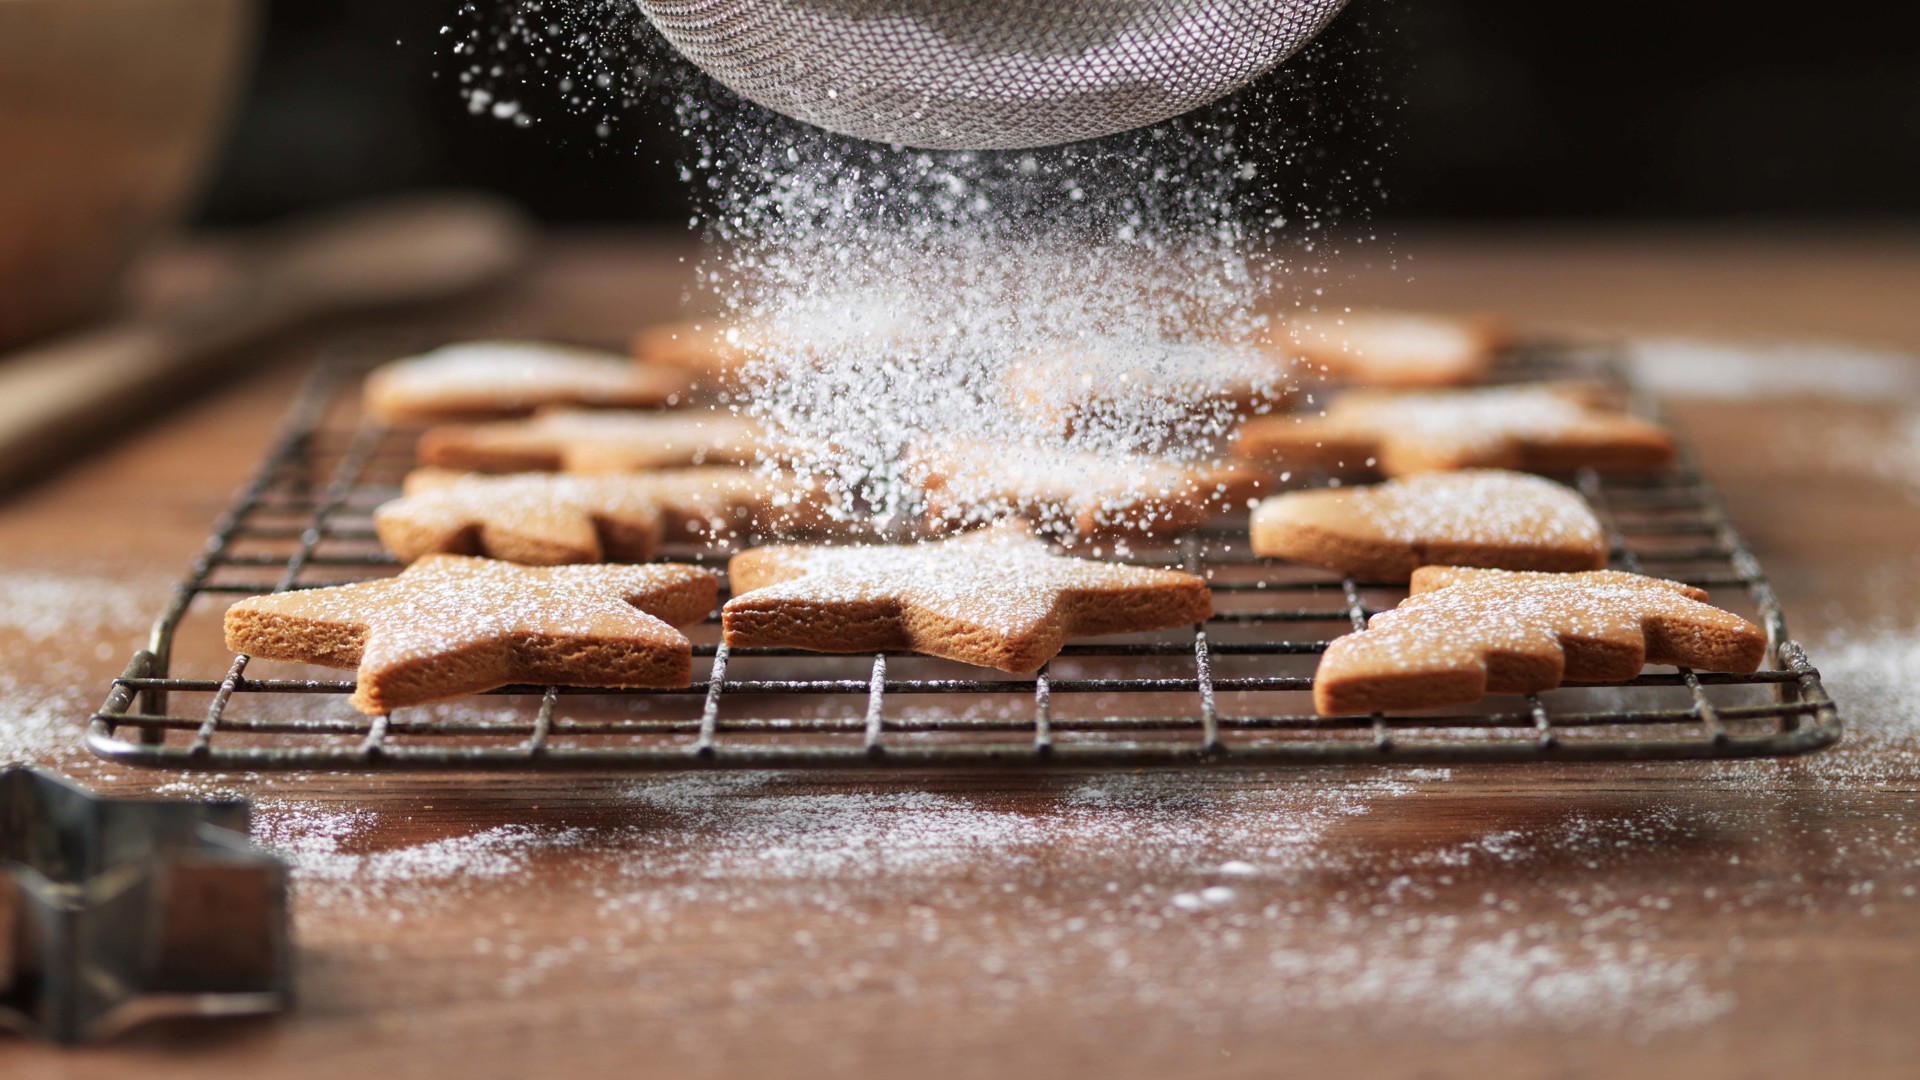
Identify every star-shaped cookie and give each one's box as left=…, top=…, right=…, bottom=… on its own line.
left=1313, top=566, right=1766, bottom=715
left=1277, top=310, right=1508, bottom=388
left=417, top=408, right=763, bottom=473
left=225, top=555, right=719, bottom=714
left=1251, top=470, right=1607, bottom=582
left=365, top=341, right=692, bottom=423
left=1233, top=382, right=1674, bottom=477
left=374, top=467, right=815, bottom=565
left=723, top=524, right=1213, bottom=672
left=914, top=440, right=1268, bottom=539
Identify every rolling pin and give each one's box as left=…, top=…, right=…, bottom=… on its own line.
left=0, top=193, right=530, bottom=494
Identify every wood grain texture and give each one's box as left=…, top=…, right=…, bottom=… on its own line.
left=3, top=228, right=1919, bottom=1078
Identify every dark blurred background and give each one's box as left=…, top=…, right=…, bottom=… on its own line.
left=195, top=0, right=1920, bottom=226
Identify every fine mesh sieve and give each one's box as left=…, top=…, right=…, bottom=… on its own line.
left=634, top=0, right=1350, bottom=149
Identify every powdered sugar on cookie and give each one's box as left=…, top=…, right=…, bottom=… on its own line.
left=1235, top=382, right=1675, bottom=477
left=1314, top=567, right=1766, bottom=715
left=1007, top=341, right=1296, bottom=443
left=226, top=555, right=719, bottom=714
left=917, top=439, right=1266, bottom=539
left=724, top=524, right=1211, bottom=672
left=1252, top=470, right=1606, bottom=581
left=1367, top=472, right=1597, bottom=545
left=377, top=467, right=810, bottom=565
left=418, top=409, right=762, bottom=473
left=366, top=341, right=691, bottom=422
left=1280, top=311, right=1507, bottom=387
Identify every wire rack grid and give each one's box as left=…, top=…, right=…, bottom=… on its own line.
left=87, top=347, right=1842, bottom=771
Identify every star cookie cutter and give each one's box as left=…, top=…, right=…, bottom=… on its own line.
left=0, top=766, right=290, bottom=1043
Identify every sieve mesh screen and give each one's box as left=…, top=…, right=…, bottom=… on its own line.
left=635, top=0, right=1349, bottom=148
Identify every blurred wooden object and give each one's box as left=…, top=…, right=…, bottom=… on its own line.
left=0, top=194, right=532, bottom=493
left=0, top=0, right=254, bottom=350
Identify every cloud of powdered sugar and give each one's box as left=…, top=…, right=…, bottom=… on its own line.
left=450, top=1, right=1395, bottom=530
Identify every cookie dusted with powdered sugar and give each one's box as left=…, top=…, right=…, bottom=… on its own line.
left=1006, top=341, right=1298, bottom=442
left=365, top=341, right=692, bottom=423
left=1233, top=382, right=1674, bottom=478
left=224, top=555, right=719, bottom=714
left=417, top=409, right=763, bottom=473
left=723, top=524, right=1212, bottom=673
left=374, top=467, right=819, bottom=566
left=632, top=319, right=761, bottom=390
left=915, top=439, right=1268, bottom=540
left=634, top=310, right=911, bottom=390
left=1312, top=566, right=1766, bottom=716
left=1278, top=311, right=1510, bottom=388
left=1251, top=470, right=1606, bottom=582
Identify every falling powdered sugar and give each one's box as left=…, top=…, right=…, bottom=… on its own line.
left=676, top=101, right=1356, bottom=529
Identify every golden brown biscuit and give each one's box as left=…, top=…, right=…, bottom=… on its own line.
left=374, top=467, right=809, bottom=565
left=632, top=319, right=761, bottom=389
left=224, top=555, right=719, bottom=714
left=1007, top=342, right=1298, bottom=439
left=1278, top=311, right=1509, bottom=387
left=417, top=408, right=762, bottom=473
left=1233, top=382, right=1674, bottom=478
left=723, top=524, right=1212, bottom=673
left=1250, top=470, right=1606, bottom=582
left=914, top=440, right=1268, bottom=539
left=365, top=341, right=692, bottom=423
left=1312, top=566, right=1766, bottom=715
left=634, top=312, right=905, bottom=389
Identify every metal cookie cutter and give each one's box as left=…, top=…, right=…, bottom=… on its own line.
left=0, top=766, right=290, bottom=1043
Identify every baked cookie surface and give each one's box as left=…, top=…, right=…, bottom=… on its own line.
left=915, top=440, right=1267, bottom=540
left=1250, top=470, right=1606, bottom=582
left=632, top=319, right=759, bottom=389
left=1007, top=342, right=1296, bottom=441
left=375, top=467, right=807, bottom=565
left=1279, top=311, right=1508, bottom=388
left=365, top=341, right=691, bottom=423
left=723, top=524, right=1212, bottom=673
left=417, top=408, right=762, bottom=473
left=1313, top=566, right=1766, bottom=715
left=634, top=312, right=906, bottom=389
left=1233, top=382, right=1674, bottom=477
left=224, top=555, right=719, bottom=714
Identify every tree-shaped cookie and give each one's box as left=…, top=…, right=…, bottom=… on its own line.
left=1251, top=470, right=1606, bottom=582
left=417, top=409, right=762, bottom=473
left=723, top=524, right=1212, bottom=672
left=1313, top=566, right=1766, bottom=715
left=1234, top=382, right=1673, bottom=477
left=365, top=341, right=691, bottom=423
left=914, top=439, right=1268, bottom=540
left=374, top=467, right=814, bottom=565
left=225, top=555, right=719, bottom=714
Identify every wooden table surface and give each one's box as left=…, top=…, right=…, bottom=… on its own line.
left=4, top=226, right=1919, bottom=1079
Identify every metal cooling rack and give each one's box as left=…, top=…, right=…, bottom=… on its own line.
left=88, top=347, right=1842, bottom=771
